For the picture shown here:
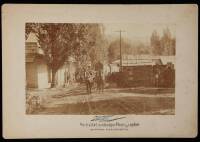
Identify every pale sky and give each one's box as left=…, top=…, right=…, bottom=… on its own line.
left=103, top=23, right=176, bottom=44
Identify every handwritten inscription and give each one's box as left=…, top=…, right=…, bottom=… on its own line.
left=91, top=115, right=126, bottom=122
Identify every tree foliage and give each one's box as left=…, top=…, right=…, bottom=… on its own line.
left=151, top=28, right=175, bottom=56
left=25, top=23, right=105, bottom=87
left=151, top=30, right=162, bottom=55
left=108, top=38, right=150, bottom=63
left=108, top=38, right=132, bottom=63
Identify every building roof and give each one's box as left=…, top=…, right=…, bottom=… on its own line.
left=26, top=32, right=44, bottom=55
left=159, top=56, right=175, bottom=65
left=26, top=32, right=38, bottom=42
left=26, top=55, right=36, bottom=63
left=112, top=59, right=161, bottom=66
left=26, top=54, right=46, bottom=63
left=112, top=55, right=175, bottom=67
left=26, top=32, right=40, bottom=47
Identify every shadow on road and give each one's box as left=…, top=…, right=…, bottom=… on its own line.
left=113, top=88, right=175, bottom=95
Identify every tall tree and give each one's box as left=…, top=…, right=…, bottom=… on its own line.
left=150, top=30, right=162, bottom=55
left=160, top=28, right=175, bottom=55
left=171, top=37, right=176, bottom=55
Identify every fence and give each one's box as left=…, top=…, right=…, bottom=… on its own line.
left=107, top=65, right=175, bottom=88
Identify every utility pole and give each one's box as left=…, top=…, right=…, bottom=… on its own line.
left=115, top=30, right=125, bottom=71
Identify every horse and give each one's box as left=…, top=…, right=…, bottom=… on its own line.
left=85, top=70, right=96, bottom=94
left=95, top=70, right=104, bottom=93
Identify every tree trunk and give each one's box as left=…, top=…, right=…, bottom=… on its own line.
left=51, top=69, right=57, bottom=88
left=108, top=64, right=111, bottom=73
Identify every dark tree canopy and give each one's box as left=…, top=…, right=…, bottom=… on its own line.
left=108, top=38, right=132, bottom=63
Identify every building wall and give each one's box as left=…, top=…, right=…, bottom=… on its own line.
left=26, top=56, right=77, bottom=89
left=26, top=62, right=38, bottom=88
left=103, top=64, right=110, bottom=76
left=56, top=65, right=65, bottom=87
left=68, top=62, right=76, bottom=82
left=36, top=58, right=50, bottom=89
left=55, top=61, right=77, bottom=87
left=110, top=64, right=120, bottom=73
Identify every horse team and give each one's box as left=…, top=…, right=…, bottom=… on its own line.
left=85, top=68, right=104, bottom=94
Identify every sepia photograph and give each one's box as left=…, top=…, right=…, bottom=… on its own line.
left=25, top=23, right=175, bottom=115
left=3, top=4, right=197, bottom=138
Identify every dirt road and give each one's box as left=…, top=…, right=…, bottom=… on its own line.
left=27, top=84, right=175, bottom=115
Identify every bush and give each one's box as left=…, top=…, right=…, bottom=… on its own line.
left=26, top=94, right=43, bottom=114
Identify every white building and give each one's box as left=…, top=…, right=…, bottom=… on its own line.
left=26, top=33, right=50, bottom=89
left=26, top=32, right=77, bottom=89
